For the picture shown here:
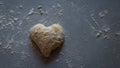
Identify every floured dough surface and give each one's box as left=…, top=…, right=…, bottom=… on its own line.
left=29, top=24, right=64, bottom=57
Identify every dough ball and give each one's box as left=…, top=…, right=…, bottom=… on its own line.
left=29, top=23, right=64, bottom=57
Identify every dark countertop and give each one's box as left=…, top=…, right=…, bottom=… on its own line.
left=0, top=0, right=120, bottom=68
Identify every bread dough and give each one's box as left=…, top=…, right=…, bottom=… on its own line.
left=30, top=24, right=64, bottom=57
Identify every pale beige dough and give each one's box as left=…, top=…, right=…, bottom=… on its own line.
left=29, top=24, right=64, bottom=57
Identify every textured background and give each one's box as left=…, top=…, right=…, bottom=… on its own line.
left=0, top=0, right=120, bottom=68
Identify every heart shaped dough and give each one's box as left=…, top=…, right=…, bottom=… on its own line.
left=29, top=24, right=64, bottom=57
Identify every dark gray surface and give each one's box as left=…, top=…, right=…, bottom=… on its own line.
left=0, top=0, right=120, bottom=68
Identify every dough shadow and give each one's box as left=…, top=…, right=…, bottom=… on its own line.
left=29, top=37, right=64, bottom=64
